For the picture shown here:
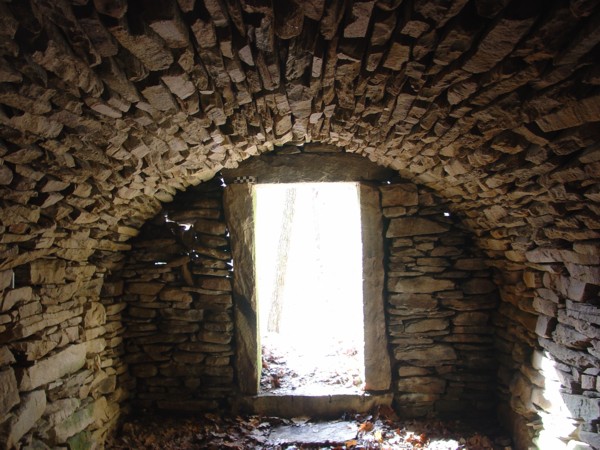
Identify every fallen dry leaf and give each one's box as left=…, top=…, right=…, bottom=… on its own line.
left=107, top=412, right=510, bottom=450
left=358, top=420, right=374, bottom=433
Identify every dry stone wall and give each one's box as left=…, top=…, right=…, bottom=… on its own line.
left=113, top=177, right=235, bottom=413
left=0, top=258, right=121, bottom=448
left=381, top=182, right=498, bottom=419
left=114, top=152, right=500, bottom=424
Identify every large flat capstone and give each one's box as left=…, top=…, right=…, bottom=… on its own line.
left=17, top=343, right=87, bottom=391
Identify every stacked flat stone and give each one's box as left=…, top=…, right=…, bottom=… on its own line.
left=382, top=182, right=498, bottom=417
left=116, top=177, right=234, bottom=412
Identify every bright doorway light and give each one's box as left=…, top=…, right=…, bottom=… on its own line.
left=254, top=182, right=365, bottom=394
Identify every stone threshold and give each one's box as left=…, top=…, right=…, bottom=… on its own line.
left=234, top=392, right=393, bottom=418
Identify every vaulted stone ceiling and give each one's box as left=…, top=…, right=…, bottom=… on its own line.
left=1, top=0, right=598, bottom=248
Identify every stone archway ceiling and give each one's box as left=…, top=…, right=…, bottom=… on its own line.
left=0, top=0, right=599, bottom=241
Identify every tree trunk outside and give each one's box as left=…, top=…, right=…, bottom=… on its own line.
left=267, top=187, right=297, bottom=333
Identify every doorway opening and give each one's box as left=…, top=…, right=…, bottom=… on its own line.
left=254, top=182, right=365, bottom=395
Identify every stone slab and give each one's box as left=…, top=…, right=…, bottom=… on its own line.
left=268, top=421, right=358, bottom=445
left=17, top=343, right=87, bottom=391
left=1, top=390, right=46, bottom=448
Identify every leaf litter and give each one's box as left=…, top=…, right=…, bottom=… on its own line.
left=107, top=406, right=513, bottom=450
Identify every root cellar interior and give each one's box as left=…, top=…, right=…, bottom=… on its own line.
left=0, top=0, right=599, bottom=449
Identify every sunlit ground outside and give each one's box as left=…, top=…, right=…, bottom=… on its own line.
left=254, top=182, right=365, bottom=394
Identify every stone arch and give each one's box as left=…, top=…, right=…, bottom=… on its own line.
left=104, top=148, right=501, bottom=423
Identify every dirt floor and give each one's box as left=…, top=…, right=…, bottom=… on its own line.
left=106, top=406, right=513, bottom=449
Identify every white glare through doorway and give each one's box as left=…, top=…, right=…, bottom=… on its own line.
left=254, top=182, right=365, bottom=395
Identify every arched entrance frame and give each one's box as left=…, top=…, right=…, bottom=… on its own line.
left=222, top=152, right=394, bottom=397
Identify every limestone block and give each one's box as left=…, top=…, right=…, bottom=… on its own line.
left=101, top=281, right=124, bottom=297
left=386, top=217, right=449, bottom=237
left=17, top=343, right=87, bottom=391
left=0, top=205, right=41, bottom=227
left=553, top=324, right=591, bottom=349
left=562, top=394, right=600, bottom=422
left=145, top=2, right=190, bottom=49
left=92, top=396, right=113, bottom=427
left=394, top=344, right=457, bottom=362
left=84, top=302, right=106, bottom=328
left=1, top=287, right=33, bottom=312
left=141, top=83, right=178, bottom=112
left=383, top=41, right=410, bottom=71
left=0, top=390, right=46, bottom=449
left=273, top=0, right=304, bottom=39
left=454, top=258, right=486, bottom=271
left=162, top=71, right=196, bottom=100
left=45, top=398, right=80, bottom=427
left=461, top=278, right=496, bottom=294
left=178, top=342, right=229, bottom=353
left=0, top=164, right=13, bottom=185
left=539, top=338, right=598, bottom=369
left=162, top=309, right=204, bottom=321
left=0, top=367, right=19, bottom=418
left=388, top=276, right=454, bottom=293
left=193, top=219, right=227, bottom=235
left=200, top=330, right=232, bottom=344
left=85, top=338, right=107, bottom=356
left=11, top=339, right=58, bottom=361
left=0, top=347, right=15, bottom=367
left=536, top=95, right=600, bottom=132
left=397, top=376, right=446, bottom=394
left=126, top=282, right=163, bottom=295
left=6, top=112, right=63, bottom=139
left=566, top=263, right=600, bottom=286
left=173, top=351, right=205, bottom=364
left=464, top=12, right=537, bottom=73
left=344, top=1, right=375, bottom=38
left=51, top=402, right=95, bottom=443
left=566, top=301, right=600, bottom=326
left=452, top=311, right=489, bottom=326
left=159, top=288, right=192, bottom=302
left=108, top=22, right=173, bottom=71
left=388, top=293, right=438, bottom=310
left=578, top=431, right=600, bottom=449
left=380, top=184, right=418, bottom=207
left=67, top=431, right=93, bottom=450
left=404, top=319, right=449, bottom=333
left=159, top=320, right=199, bottom=333
left=30, top=259, right=67, bottom=285
left=0, top=271, right=11, bottom=292
left=128, top=306, right=157, bottom=319
left=93, top=0, right=127, bottom=18
left=553, top=276, right=599, bottom=302
left=535, top=315, right=556, bottom=338
left=198, top=278, right=231, bottom=292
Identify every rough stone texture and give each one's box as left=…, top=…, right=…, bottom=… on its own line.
left=386, top=218, right=450, bottom=238
left=0, top=1, right=598, bottom=448
left=0, top=367, right=20, bottom=417
left=117, top=178, right=234, bottom=411
left=360, top=184, right=392, bottom=392
left=17, top=343, right=87, bottom=391
left=223, top=183, right=257, bottom=396
left=0, top=390, right=46, bottom=449
left=383, top=182, right=498, bottom=419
